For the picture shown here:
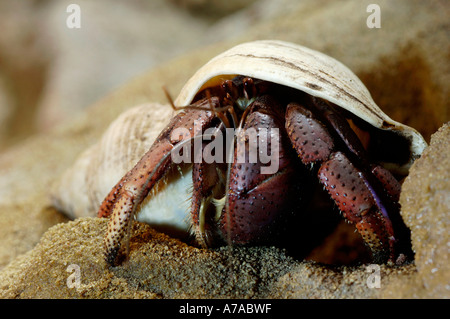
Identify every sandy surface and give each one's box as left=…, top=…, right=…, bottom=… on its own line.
left=0, top=0, right=448, bottom=299
left=0, top=217, right=419, bottom=299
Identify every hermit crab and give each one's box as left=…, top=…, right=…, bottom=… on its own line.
left=52, top=40, right=427, bottom=266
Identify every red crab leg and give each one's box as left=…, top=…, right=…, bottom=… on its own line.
left=306, top=99, right=402, bottom=226
left=285, top=101, right=401, bottom=263
left=317, top=152, right=395, bottom=262
left=99, top=98, right=218, bottom=265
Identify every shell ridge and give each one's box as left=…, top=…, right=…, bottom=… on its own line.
left=231, top=52, right=384, bottom=122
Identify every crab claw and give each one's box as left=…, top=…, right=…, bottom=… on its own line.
left=218, top=95, right=311, bottom=245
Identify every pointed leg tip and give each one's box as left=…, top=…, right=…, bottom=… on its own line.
left=369, top=247, right=392, bottom=265
left=105, top=247, right=121, bottom=266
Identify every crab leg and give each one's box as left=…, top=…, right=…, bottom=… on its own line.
left=99, top=98, right=217, bottom=265
left=317, top=152, right=395, bottom=262
left=285, top=100, right=403, bottom=263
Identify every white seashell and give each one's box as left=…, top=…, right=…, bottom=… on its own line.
left=51, top=103, right=193, bottom=231
left=176, top=40, right=427, bottom=171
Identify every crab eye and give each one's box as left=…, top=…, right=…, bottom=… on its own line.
left=236, top=97, right=256, bottom=111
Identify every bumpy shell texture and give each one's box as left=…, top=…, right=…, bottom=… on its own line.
left=51, top=40, right=427, bottom=224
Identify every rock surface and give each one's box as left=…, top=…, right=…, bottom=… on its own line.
left=398, top=123, right=450, bottom=298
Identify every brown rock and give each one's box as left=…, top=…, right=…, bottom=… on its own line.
left=397, top=123, right=450, bottom=298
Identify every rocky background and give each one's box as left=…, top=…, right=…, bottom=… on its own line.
left=0, top=0, right=448, bottom=298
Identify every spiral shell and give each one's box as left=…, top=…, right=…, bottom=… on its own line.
left=51, top=103, right=193, bottom=230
